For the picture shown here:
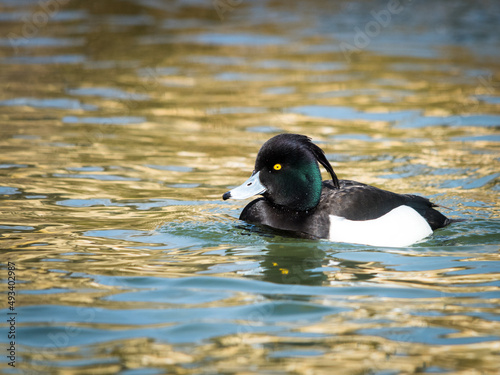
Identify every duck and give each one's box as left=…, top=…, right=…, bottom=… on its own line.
left=222, top=133, right=456, bottom=247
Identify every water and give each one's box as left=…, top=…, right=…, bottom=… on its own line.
left=1, top=0, right=499, bottom=373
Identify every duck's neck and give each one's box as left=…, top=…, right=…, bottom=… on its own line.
left=298, top=162, right=323, bottom=211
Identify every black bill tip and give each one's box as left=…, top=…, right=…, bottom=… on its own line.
left=222, top=191, right=231, bottom=200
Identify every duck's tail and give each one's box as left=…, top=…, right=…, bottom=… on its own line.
left=443, top=217, right=466, bottom=227
left=431, top=203, right=465, bottom=228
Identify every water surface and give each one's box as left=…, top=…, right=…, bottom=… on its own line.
left=1, top=0, right=499, bottom=374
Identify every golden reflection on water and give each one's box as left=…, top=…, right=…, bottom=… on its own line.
left=0, top=0, right=499, bottom=374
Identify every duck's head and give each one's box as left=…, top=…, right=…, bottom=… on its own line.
left=223, top=134, right=339, bottom=211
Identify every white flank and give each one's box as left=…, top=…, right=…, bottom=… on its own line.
left=328, top=205, right=433, bottom=247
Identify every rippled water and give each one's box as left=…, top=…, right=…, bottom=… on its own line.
left=1, top=0, right=500, bottom=374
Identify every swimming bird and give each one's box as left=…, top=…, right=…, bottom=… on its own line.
left=222, top=133, right=455, bottom=247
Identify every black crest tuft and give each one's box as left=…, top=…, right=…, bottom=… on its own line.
left=283, top=134, right=339, bottom=189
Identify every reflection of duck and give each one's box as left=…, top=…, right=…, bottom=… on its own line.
left=223, top=134, right=457, bottom=247
left=259, top=243, right=327, bottom=286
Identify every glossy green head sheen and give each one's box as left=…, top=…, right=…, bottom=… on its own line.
left=254, top=134, right=339, bottom=211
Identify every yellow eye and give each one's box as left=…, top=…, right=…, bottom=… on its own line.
left=273, top=164, right=282, bottom=171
